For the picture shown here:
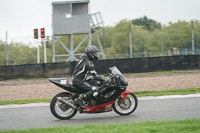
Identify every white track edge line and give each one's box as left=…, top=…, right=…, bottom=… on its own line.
left=0, top=94, right=200, bottom=109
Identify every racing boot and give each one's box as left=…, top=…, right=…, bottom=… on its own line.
left=74, top=94, right=88, bottom=109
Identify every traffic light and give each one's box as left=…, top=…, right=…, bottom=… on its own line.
left=40, top=28, right=45, bottom=38
left=34, top=29, right=38, bottom=39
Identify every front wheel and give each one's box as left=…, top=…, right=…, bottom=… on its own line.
left=50, top=92, right=77, bottom=120
left=113, top=93, right=138, bottom=116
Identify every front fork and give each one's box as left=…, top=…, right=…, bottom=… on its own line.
left=120, top=90, right=133, bottom=100
left=117, top=90, right=133, bottom=109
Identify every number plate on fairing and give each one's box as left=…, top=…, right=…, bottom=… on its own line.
left=60, top=80, right=67, bottom=85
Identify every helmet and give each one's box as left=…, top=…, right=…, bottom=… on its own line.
left=85, top=45, right=100, bottom=60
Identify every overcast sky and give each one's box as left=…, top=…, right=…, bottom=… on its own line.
left=0, top=0, right=200, bottom=45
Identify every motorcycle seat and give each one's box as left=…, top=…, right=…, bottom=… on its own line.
left=69, top=84, right=87, bottom=93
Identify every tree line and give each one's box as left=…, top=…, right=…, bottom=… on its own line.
left=0, top=16, right=200, bottom=65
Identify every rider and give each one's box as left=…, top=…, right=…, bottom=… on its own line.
left=72, top=45, right=106, bottom=108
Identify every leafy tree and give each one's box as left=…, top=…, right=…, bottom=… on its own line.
left=132, top=16, right=161, bottom=31
left=0, top=40, right=6, bottom=65
left=1, top=18, right=200, bottom=65
left=0, top=41, right=38, bottom=65
left=102, top=19, right=149, bottom=58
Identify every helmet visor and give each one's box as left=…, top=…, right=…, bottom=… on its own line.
left=94, top=52, right=100, bottom=58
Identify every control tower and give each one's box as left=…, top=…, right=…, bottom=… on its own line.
left=52, top=0, right=106, bottom=62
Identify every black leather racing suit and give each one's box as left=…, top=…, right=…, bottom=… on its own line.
left=72, top=54, right=105, bottom=97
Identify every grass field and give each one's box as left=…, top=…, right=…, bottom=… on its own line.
left=0, top=88, right=200, bottom=105
left=0, top=119, right=199, bottom=133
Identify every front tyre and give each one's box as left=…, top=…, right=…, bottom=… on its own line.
left=50, top=92, right=77, bottom=120
left=113, top=93, right=138, bottom=116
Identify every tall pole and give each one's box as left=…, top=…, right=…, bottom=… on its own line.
left=129, top=23, right=133, bottom=58
left=5, top=31, right=8, bottom=65
left=37, top=39, right=40, bottom=63
left=191, top=20, right=195, bottom=55
left=160, top=33, right=164, bottom=55
left=95, top=31, right=105, bottom=59
left=43, top=39, right=47, bottom=63
left=88, top=32, right=92, bottom=46
left=52, top=37, right=55, bottom=63
left=69, top=34, right=74, bottom=61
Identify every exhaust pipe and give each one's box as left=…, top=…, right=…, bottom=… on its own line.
left=57, top=97, right=80, bottom=110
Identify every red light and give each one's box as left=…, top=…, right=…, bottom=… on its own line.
left=40, top=28, right=45, bottom=38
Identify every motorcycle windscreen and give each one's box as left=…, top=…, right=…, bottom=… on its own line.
left=110, top=66, right=128, bottom=86
left=109, top=66, right=122, bottom=75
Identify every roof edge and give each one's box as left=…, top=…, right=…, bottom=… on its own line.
left=52, top=0, right=89, bottom=5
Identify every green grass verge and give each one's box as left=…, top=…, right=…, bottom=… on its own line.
left=147, top=69, right=200, bottom=74
left=0, top=98, right=51, bottom=105
left=0, top=119, right=199, bottom=133
left=123, top=69, right=200, bottom=76
left=134, top=87, right=200, bottom=97
left=0, top=88, right=200, bottom=105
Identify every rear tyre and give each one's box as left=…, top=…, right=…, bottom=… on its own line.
left=113, top=93, right=138, bottom=116
left=50, top=92, right=77, bottom=120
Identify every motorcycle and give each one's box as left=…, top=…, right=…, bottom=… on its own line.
left=49, top=66, right=138, bottom=120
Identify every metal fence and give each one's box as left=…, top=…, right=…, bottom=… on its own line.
left=106, top=47, right=200, bottom=59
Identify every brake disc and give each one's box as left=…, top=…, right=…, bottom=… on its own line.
left=118, top=97, right=131, bottom=110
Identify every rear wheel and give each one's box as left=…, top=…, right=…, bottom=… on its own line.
left=50, top=92, right=77, bottom=120
left=113, top=93, right=138, bottom=115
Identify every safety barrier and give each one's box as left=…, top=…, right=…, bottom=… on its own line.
left=0, top=55, right=200, bottom=81
left=0, top=62, right=70, bottom=81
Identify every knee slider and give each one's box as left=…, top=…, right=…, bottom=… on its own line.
left=93, top=92, right=98, bottom=97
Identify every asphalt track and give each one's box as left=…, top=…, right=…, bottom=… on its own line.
left=0, top=94, right=200, bottom=130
